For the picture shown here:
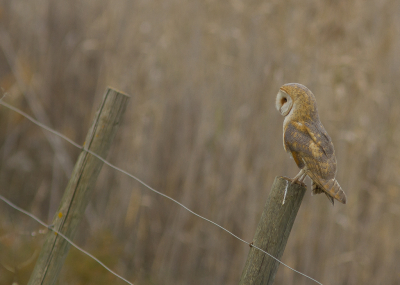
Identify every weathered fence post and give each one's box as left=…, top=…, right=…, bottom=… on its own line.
left=28, top=88, right=130, bottom=285
left=239, top=176, right=306, bottom=285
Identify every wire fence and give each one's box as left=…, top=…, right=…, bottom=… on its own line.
left=0, top=97, right=323, bottom=285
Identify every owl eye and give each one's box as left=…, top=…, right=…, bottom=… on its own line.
left=276, top=90, right=293, bottom=116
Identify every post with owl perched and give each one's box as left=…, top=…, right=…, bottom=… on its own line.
left=240, top=83, right=345, bottom=285
left=239, top=177, right=306, bottom=285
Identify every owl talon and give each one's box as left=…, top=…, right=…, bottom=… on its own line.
left=291, top=180, right=306, bottom=187
left=291, top=169, right=307, bottom=185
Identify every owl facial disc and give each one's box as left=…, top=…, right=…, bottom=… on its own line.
left=276, top=90, right=293, bottom=116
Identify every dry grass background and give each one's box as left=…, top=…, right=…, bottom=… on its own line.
left=1, top=0, right=400, bottom=284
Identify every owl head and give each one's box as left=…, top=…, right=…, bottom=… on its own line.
left=275, top=83, right=318, bottom=119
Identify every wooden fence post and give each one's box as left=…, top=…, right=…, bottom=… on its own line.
left=239, top=176, right=306, bottom=285
left=28, top=87, right=130, bottom=285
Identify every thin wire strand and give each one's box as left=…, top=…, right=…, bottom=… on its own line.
left=0, top=100, right=323, bottom=285
left=0, top=195, right=134, bottom=285
left=0, top=101, right=82, bottom=149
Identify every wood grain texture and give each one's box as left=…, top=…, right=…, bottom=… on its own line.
left=28, top=88, right=130, bottom=285
left=239, top=176, right=306, bottom=285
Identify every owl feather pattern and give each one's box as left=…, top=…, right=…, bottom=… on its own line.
left=276, top=83, right=347, bottom=205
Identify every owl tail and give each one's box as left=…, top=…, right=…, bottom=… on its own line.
left=312, top=179, right=347, bottom=205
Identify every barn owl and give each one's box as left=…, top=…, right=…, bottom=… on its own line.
left=275, top=83, right=347, bottom=205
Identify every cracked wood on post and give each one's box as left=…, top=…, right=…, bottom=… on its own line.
left=28, top=88, right=130, bottom=285
left=239, top=176, right=306, bottom=285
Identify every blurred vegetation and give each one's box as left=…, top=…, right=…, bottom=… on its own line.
left=1, top=0, right=400, bottom=284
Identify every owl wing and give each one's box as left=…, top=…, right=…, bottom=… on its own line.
left=302, top=123, right=347, bottom=203
left=284, top=120, right=336, bottom=182
left=304, top=121, right=335, bottom=159
left=284, top=120, right=346, bottom=203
